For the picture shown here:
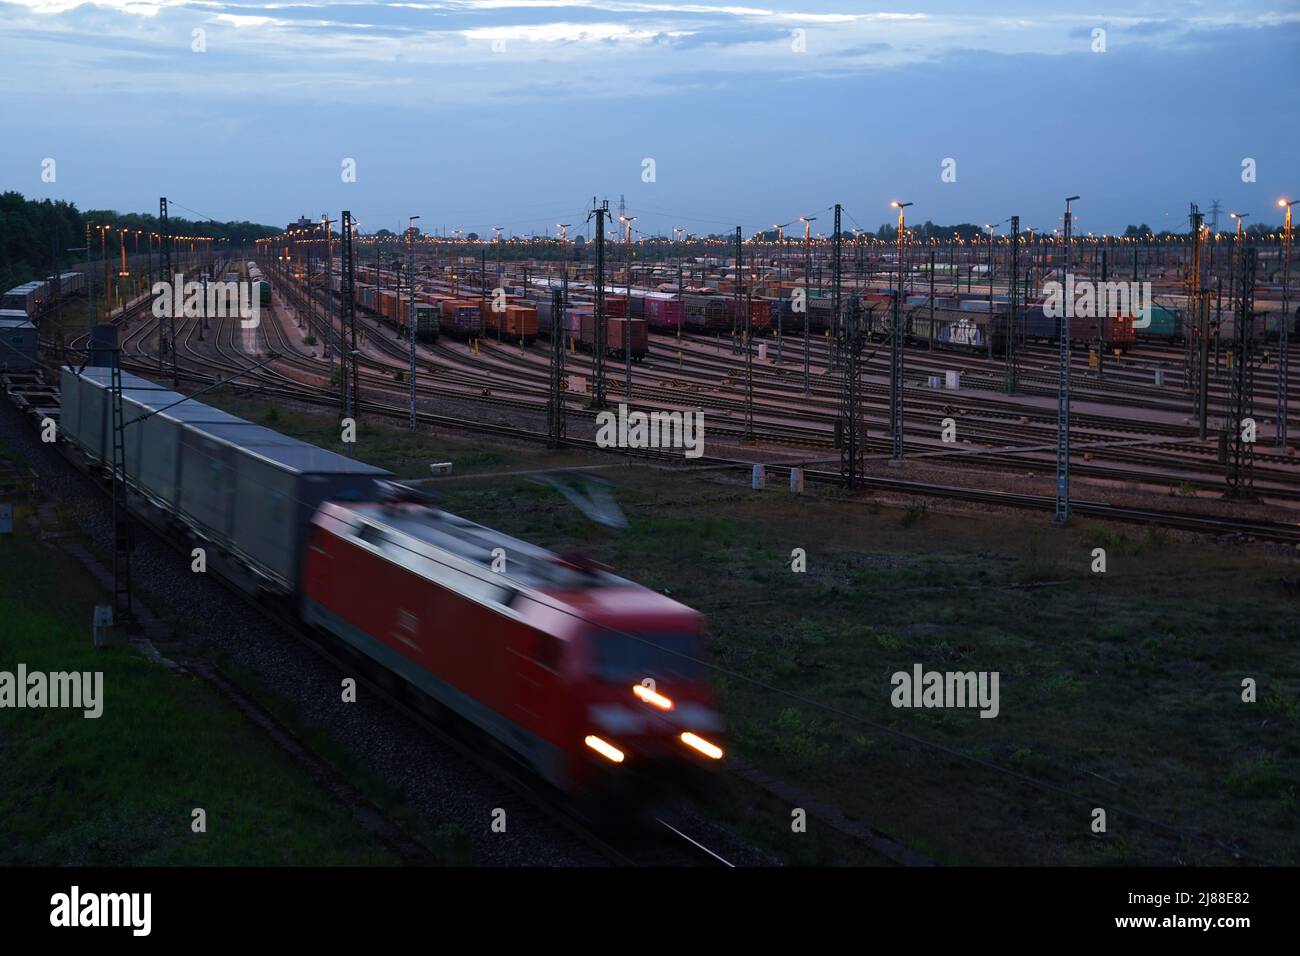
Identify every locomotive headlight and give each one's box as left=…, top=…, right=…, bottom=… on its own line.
left=632, top=684, right=673, bottom=710
left=584, top=735, right=625, bottom=763
left=680, top=732, right=724, bottom=760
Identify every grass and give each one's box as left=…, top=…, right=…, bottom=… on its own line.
left=436, top=464, right=1300, bottom=866
left=0, top=434, right=450, bottom=866
left=67, top=396, right=1300, bottom=866
left=0, top=538, right=403, bottom=865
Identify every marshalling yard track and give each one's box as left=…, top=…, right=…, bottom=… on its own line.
left=1, top=265, right=1293, bottom=866
left=38, top=260, right=1300, bottom=546
left=4, top=269, right=744, bottom=868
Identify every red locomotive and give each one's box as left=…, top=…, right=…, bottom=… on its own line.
left=301, top=496, right=725, bottom=796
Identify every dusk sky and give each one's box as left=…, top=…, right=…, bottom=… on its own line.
left=1, top=1, right=1296, bottom=238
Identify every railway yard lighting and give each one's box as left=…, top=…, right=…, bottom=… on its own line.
left=1278, top=199, right=1295, bottom=449
left=1054, top=196, right=1080, bottom=525
left=408, top=214, right=420, bottom=432
left=799, top=215, right=816, bottom=395
left=888, top=202, right=913, bottom=463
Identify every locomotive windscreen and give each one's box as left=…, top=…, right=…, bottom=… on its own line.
left=593, top=634, right=701, bottom=682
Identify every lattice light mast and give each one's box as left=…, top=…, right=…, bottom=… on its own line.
left=407, top=215, right=420, bottom=431
left=889, top=200, right=912, bottom=462
left=1054, top=195, right=1080, bottom=524
left=799, top=214, right=816, bottom=395
left=1277, top=199, right=1295, bottom=451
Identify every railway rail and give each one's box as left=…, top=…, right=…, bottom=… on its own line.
left=51, top=266, right=1300, bottom=546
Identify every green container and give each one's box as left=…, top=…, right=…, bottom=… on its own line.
left=1136, top=303, right=1180, bottom=339
left=415, top=304, right=440, bottom=341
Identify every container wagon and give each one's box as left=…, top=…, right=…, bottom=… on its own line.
left=681, top=293, right=729, bottom=332
left=1134, top=304, right=1182, bottom=341
left=1, top=283, right=41, bottom=318
left=60, top=365, right=391, bottom=594
left=644, top=296, right=685, bottom=333
left=501, top=304, right=538, bottom=343
left=414, top=302, right=440, bottom=342
left=0, top=318, right=38, bottom=369
left=607, top=317, right=648, bottom=360
left=578, top=314, right=647, bottom=359
left=441, top=300, right=483, bottom=339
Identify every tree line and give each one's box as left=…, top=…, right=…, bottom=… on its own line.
left=0, top=191, right=279, bottom=293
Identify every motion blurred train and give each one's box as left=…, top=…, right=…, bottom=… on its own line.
left=58, top=366, right=723, bottom=798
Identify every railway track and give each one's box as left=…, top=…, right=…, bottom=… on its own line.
left=8, top=347, right=740, bottom=870
left=57, top=266, right=1300, bottom=544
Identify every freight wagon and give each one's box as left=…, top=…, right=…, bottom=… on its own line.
left=1260, top=308, right=1300, bottom=342
left=60, top=366, right=391, bottom=593
left=644, top=295, right=685, bottom=333
left=414, top=303, right=440, bottom=342
left=52, top=271, right=85, bottom=299
left=745, top=298, right=772, bottom=333
left=1133, top=304, right=1182, bottom=341
left=605, top=295, right=628, bottom=319
left=440, top=300, right=483, bottom=339
left=0, top=318, right=38, bottom=369
left=607, top=317, right=648, bottom=360
left=908, top=309, right=1005, bottom=354
left=484, top=302, right=539, bottom=342
left=505, top=304, right=539, bottom=342
left=1, top=283, right=42, bottom=317
left=1018, top=307, right=1136, bottom=348
left=681, top=293, right=730, bottom=332
left=579, top=314, right=648, bottom=360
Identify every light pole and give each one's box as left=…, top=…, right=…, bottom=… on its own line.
left=984, top=222, right=997, bottom=359
left=799, top=214, right=816, bottom=395
left=1278, top=199, right=1295, bottom=450
left=97, top=225, right=110, bottom=320
left=889, top=201, right=912, bottom=462
left=1054, top=195, right=1080, bottom=525
left=408, top=215, right=420, bottom=431
left=1230, top=212, right=1250, bottom=315
left=619, top=214, right=637, bottom=399
left=773, top=222, right=792, bottom=359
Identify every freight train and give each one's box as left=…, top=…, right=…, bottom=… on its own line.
left=1, top=270, right=86, bottom=322
left=58, top=366, right=721, bottom=797
left=245, top=262, right=272, bottom=308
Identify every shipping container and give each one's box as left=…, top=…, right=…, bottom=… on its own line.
left=644, top=296, right=685, bottom=332
left=59, top=367, right=173, bottom=466
left=500, top=304, right=538, bottom=342
left=1, top=283, right=41, bottom=317
left=1134, top=303, right=1182, bottom=340
left=415, top=303, right=440, bottom=342
left=605, top=295, right=628, bottom=319
left=0, top=318, right=38, bottom=369
left=173, top=421, right=390, bottom=591
left=1260, top=309, right=1300, bottom=341
left=606, top=317, right=648, bottom=360
left=120, top=390, right=248, bottom=507
left=440, top=300, right=483, bottom=339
